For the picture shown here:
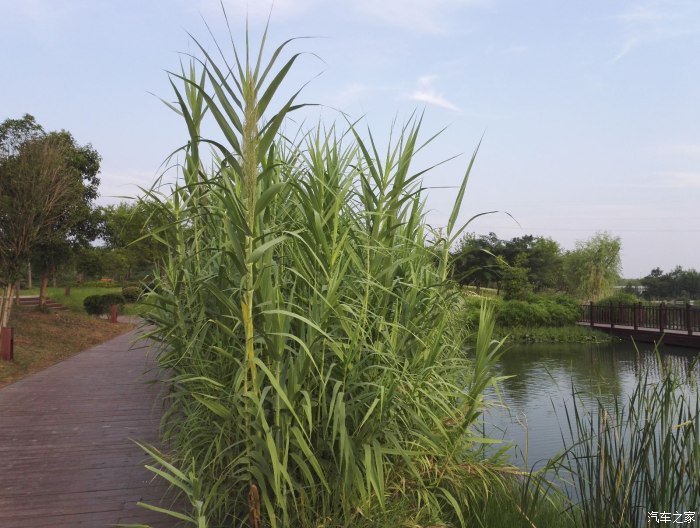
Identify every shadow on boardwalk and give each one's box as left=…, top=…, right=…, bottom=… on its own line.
left=0, top=326, right=176, bottom=527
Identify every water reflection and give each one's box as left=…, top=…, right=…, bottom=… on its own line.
left=483, top=341, right=700, bottom=469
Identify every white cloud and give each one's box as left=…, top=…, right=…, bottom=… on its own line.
left=407, top=75, right=460, bottom=112
left=612, top=1, right=700, bottom=63
left=350, top=0, right=491, bottom=34
left=611, top=37, right=640, bottom=63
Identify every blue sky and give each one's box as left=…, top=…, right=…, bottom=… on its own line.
left=2, top=0, right=699, bottom=277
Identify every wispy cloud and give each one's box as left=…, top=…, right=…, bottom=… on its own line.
left=611, top=36, right=641, bottom=63
left=612, top=1, right=700, bottom=63
left=663, top=144, right=700, bottom=157
left=96, top=169, right=161, bottom=205
left=661, top=171, right=700, bottom=188
left=322, top=82, right=372, bottom=109
left=407, top=75, right=460, bottom=112
left=604, top=171, right=700, bottom=189
left=0, top=0, right=87, bottom=33
left=499, top=44, right=529, bottom=56
left=197, top=0, right=319, bottom=20
left=350, top=0, right=491, bottom=34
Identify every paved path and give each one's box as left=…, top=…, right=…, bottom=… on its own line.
left=0, top=327, right=176, bottom=527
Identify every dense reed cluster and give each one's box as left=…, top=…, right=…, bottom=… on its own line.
left=138, top=25, right=510, bottom=527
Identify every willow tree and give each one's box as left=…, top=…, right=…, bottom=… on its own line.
left=563, top=231, right=622, bottom=301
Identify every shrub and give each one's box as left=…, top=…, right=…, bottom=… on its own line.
left=83, top=293, right=125, bottom=316
left=495, top=294, right=581, bottom=327
left=597, top=291, right=639, bottom=305
left=78, top=280, right=123, bottom=289
left=121, top=286, right=141, bottom=303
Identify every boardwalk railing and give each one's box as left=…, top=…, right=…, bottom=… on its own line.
left=580, top=302, right=700, bottom=335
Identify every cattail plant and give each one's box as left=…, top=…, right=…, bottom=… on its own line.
left=137, top=20, right=511, bottom=528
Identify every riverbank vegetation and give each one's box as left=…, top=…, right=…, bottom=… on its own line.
left=461, top=294, right=615, bottom=344
left=560, top=353, right=700, bottom=527
left=126, top=19, right=697, bottom=528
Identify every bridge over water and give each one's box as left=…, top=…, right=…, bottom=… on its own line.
left=579, top=302, right=700, bottom=349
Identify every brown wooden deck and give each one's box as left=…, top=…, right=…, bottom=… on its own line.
left=579, top=322, right=700, bottom=349
left=0, top=327, right=177, bottom=527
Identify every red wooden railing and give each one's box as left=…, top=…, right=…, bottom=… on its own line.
left=580, top=302, right=700, bottom=336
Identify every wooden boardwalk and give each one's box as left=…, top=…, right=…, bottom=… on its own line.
left=580, top=322, right=700, bottom=349
left=0, top=327, right=177, bottom=527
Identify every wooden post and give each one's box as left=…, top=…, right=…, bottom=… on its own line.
left=633, top=302, right=639, bottom=331
left=610, top=302, right=615, bottom=329
left=686, top=303, right=693, bottom=336
left=590, top=301, right=594, bottom=327
left=1, top=327, right=14, bottom=361
left=659, top=302, right=666, bottom=332
left=110, top=304, right=118, bottom=324
left=64, top=286, right=71, bottom=297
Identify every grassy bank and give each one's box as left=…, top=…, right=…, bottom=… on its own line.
left=20, top=286, right=122, bottom=311
left=495, top=325, right=617, bottom=344
left=462, top=294, right=618, bottom=343
left=0, top=306, right=133, bottom=387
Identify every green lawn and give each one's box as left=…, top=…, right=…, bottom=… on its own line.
left=18, top=286, right=148, bottom=315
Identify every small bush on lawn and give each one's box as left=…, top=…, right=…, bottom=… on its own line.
left=122, top=286, right=141, bottom=303
left=83, top=294, right=125, bottom=316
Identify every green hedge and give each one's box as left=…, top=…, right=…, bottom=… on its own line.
left=83, top=293, right=126, bottom=316
left=121, top=286, right=141, bottom=303
left=463, top=294, right=582, bottom=328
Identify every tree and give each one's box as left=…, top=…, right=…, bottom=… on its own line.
left=526, top=237, right=563, bottom=291
left=641, top=266, right=700, bottom=300
left=499, top=254, right=532, bottom=300
left=0, top=114, right=43, bottom=157
left=30, top=130, right=101, bottom=307
left=99, top=200, right=170, bottom=281
left=563, top=232, right=621, bottom=301
left=0, top=114, right=100, bottom=321
left=452, top=232, right=502, bottom=291
left=452, top=232, right=563, bottom=294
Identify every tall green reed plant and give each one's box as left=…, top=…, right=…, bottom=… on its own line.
left=137, top=20, right=511, bottom=527
left=561, top=352, right=700, bottom=528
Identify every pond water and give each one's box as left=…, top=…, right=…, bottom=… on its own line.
left=482, top=339, right=700, bottom=470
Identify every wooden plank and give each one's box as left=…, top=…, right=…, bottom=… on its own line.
left=0, top=328, right=177, bottom=527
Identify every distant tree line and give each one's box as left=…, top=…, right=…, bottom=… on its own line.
left=452, top=231, right=621, bottom=301
left=73, top=200, right=170, bottom=283
left=630, top=266, right=700, bottom=301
